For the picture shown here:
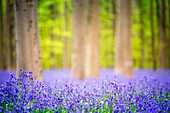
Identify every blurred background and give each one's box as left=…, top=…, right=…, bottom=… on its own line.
left=0, top=0, right=170, bottom=80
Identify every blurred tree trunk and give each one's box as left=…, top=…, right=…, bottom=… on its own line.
left=160, top=0, right=167, bottom=69
left=168, top=0, right=170, bottom=68
left=115, top=0, right=124, bottom=73
left=122, top=0, right=133, bottom=76
left=0, top=0, right=3, bottom=70
left=112, top=0, right=116, bottom=32
left=150, top=0, right=156, bottom=70
left=111, top=0, right=116, bottom=68
left=72, top=0, right=87, bottom=80
left=49, top=5, right=56, bottom=69
left=115, top=0, right=133, bottom=77
left=63, top=1, right=69, bottom=69
left=14, top=0, right=43, bottom=81
left=6, top=0, right=15, bottom=71
left=85, top=0, right=100, bottom=78
left=105, top=0, right=109, bottom=68
left=156, top=0, right=167, bottom=69
left=139, top=0, right=145, bottom=69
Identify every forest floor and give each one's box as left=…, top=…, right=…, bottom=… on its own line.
left=0, top=69, right=170, bottom=83
left=0, top=69, right=170, bottom=112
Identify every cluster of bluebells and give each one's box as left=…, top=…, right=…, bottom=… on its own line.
left=0, top=70, right=170, bottom=112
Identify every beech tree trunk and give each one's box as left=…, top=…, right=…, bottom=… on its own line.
left=49, top=5, right=56, bottom=69
left=156, top=0, right=167, bottom=69
left=169, top=0, right=170, bottom=68
left=160, top=0, right=167, bottom=69
left=63, top=1, right=69, bottom=69
left=111, top=0, right=116, bottom=67
left=115, top=0, right=133, bottom=77
left=6, top=0, right=15, bottom=71
left=115, top=0, right=124, bottom=73
left=122, top=0, right=133, bottom=77
left=85, top=0, right=100, bottom=78
left=72, top=0, right=87, bottom=80
left=0, top=0, right=3, bottom=70
left=14, top=0, right=43, bottom=81
left=139, top=0, right=145, bottom=69
left=112, top=0, right=116, bottom=32
left=150, top=0, right=156, bottom=70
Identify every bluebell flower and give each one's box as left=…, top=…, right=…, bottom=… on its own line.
left=29, top=71, right=33, bottom=74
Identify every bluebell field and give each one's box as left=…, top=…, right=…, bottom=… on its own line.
left=0, top=69, right=170, bottom=112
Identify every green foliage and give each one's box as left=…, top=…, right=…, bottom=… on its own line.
left=37, top=0, right=169, bottom=69
left=38, top=0, right=72, bottom=69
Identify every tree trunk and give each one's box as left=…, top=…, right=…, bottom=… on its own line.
left=63, top=1, right=69, bottom=69
left=105, top=0, right=109, bottom=68
left=110, top=0, right=116, bottom=68
left=156, top=0, right=167, bottom=69
left=168, top=0, right=170, bottom=68
left=150, top=0, right=156, bottom=70
left=122, top=0, right=133, bottom=77
left=85, top=0, right=100, bottom=78
left=160, top=0, right=167, bottom=69
left=49, top=5, right=56, bottom=69
left=72, top=0, right=88, bottom=80
left=115, top=0, right=133, bottom=77
left=6, top=0, right=15, bottom=71
left=115, top=0, right=124, bottom=73
left=139, top=0, right=145, bottom=69
left=0, top=0, right=3, bottom=70
left=112, top=0, right=116, bottom=32
left=14, top=0, right=43, bottom=81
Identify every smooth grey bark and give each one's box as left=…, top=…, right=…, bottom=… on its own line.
left=122, top=0, right=133, bottom=77
left=115, top=0, right=124, bottom=73
left=85, top=0, right=100, bottom=78
left=14, top=0, right=43, bottom=81
left=72, top=0, right=88, bottom=80
left=115, top=0, right=133, bottom=77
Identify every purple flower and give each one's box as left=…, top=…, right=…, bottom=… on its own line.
left=29, top=71, right=33, bottom=74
